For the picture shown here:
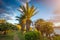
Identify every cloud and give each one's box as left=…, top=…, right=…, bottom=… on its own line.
left=0, top=7, right=17, bottom=20
left=54, top=8, right=60, bottom=15
left=4, top=14, right=15, bottom=20
left=0, top=0, right=19, bottom=24
left=18, top=0, right=31, bottom=3
left=17, top=0, right=31, bottom=7
left=47, top=0, right=60, bottom=23
left=0, top=13, right=15, bottom=20
left=34, top=0, right=60, bottom=8
left=0, top=0, right=5, bottom=5
left=0, top=9, right=7, bottom=14
left=49, top=19, right=60, bottom=23
left=48, top=16, right=60, bottom=24
left=0, top=0, right=2, bottom=4
left=0, top=0, right=18, bottom=23
left=7, top=20, right=18, bottom=24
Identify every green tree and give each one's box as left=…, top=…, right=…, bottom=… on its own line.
left=44, top=22, right=54, bottom=40
left=35, top=19, right=45, bottom=35
left=35, top=19, right=54, bottom=40
left=0, top=23, right=9, bottom=34
left=0, top=22, right=17, bottom=35
left=6, top=22, right=18, bottom=30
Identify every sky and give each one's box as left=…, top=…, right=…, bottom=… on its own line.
left=0, top=0, right=60, bottom=26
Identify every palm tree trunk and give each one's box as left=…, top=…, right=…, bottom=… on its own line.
left=26, top=19, right=31, bottom=32
left=21, top=24, right=25, bottom=33
left=26, top=24, right=30, bottom=32
left=49, top=34, right=52, bottom=40
left=26, top=21, right=30, bottom=32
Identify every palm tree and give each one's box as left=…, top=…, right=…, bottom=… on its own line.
left=19, top=2, right=38, bottom=32
left=16, top=14, right=26, bottom=32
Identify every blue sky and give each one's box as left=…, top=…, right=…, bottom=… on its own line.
left=0, top=0, right=60, bottom=26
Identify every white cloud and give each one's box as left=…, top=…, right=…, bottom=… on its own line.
left=17, top=0, right=31, bottom=7
left=18, top=0, right=31, bottom=3
left=7, top=20, right=18, bottom=24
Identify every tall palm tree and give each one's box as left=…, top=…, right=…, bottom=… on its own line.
left=16, top=14, right=26, bottom=32
left=19, top=2, right=38, bottom=32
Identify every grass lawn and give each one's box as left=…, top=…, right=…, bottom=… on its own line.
left=0, top=30, right=60, bottom=40
left=0, top=30, right=16, bottom=40
left=0, top=30, right=24, bottom=40
left=0, top=35, right=13, bottom=40
left=17, top=31, right=25, bottom=40
left=53, top=36, right=60, bottom=40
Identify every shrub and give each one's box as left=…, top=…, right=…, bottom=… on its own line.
left=53, top=36, right=60, bottom=40
left=25, top=31, right=41, bottom=40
